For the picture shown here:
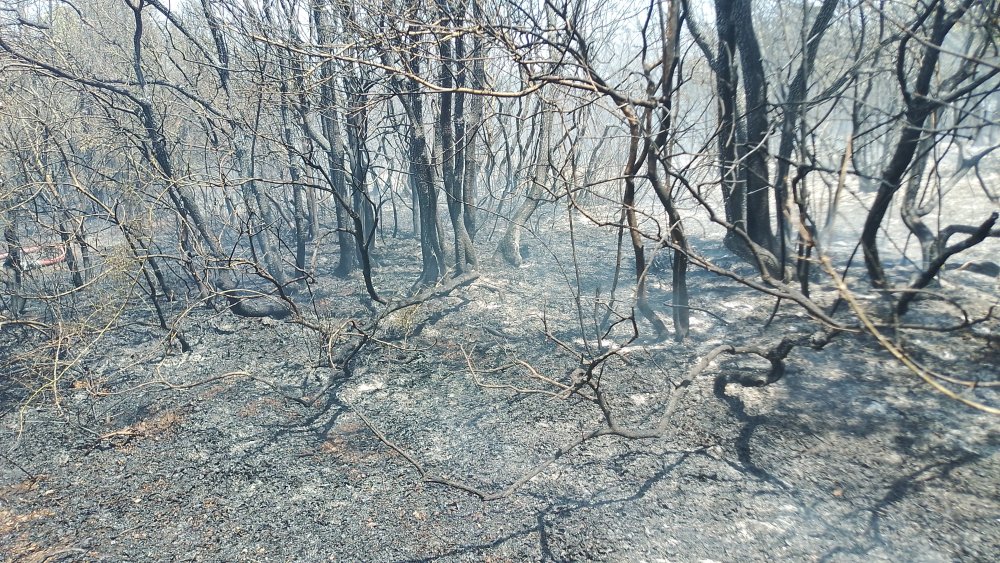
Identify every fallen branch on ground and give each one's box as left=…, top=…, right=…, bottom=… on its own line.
left=355, top=336, right=816, bottom=500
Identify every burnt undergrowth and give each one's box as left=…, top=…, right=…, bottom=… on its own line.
left=2, top=217, right=998, bottom=561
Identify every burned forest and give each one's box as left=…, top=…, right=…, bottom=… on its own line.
left=1, top=0, right=999, bottom=560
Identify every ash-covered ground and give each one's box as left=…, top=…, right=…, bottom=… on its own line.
left=2, top=216, right=998, bottom=562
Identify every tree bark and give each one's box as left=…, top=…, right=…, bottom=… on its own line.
left=436, top=1, right=477, bottom=273
left=773, top=0, right=840, bottom=268
left=312, top=0, right=356, bottom=277
left=712, top=0, right=745, bottom=250
left=499, top=100, right=553, bottom=266
left=860, top=0, right=970, bottom=287
left=732, top=0, right=774, bottom=254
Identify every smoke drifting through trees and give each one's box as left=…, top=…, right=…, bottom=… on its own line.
left=1, top=0, right=998, bottom=416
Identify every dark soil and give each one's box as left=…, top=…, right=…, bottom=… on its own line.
left=2, top=218, right=999, bottom=562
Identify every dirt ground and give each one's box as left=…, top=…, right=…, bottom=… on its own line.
left=1, top=215, right=998, bottom=562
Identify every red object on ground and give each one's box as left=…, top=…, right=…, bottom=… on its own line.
left=1, top=244, right=67, bottom=271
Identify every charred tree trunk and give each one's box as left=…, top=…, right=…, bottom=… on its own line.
left=732, top=0, right=775, bottom=256
left=622, top=120, right=669, bottom=339
left=390, top=43, right=446, bottom=285
left=409, top=115, right=447, bottom=284
left=712, top=0, right=745, bottom=253
left=409, top=149, right=422, bottom=240
left=773, top=0, right=840, bottom=269
left=58, top=215, right=85, bottom=289
left=436, top=3, right=477, bottom=273
left=499, top=100, right=553, bottom=266
left=461, top=9, right=486, bottom=241
left=900, top=114, right=940, bottom=270
left=3, top=213, right=26, bottom=317
left=278, top=82, right=309, bottom=278
left=313, top=0, right=356, bottom=277
left=126, top=1, right=230, bottom=292
left=344, top=79, right=383, bottom=302
left=860, top=0, right=971, bottom=288
left=647, top=0, right=689, bottom=341
left=239, top=119, right=288, bottom=287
